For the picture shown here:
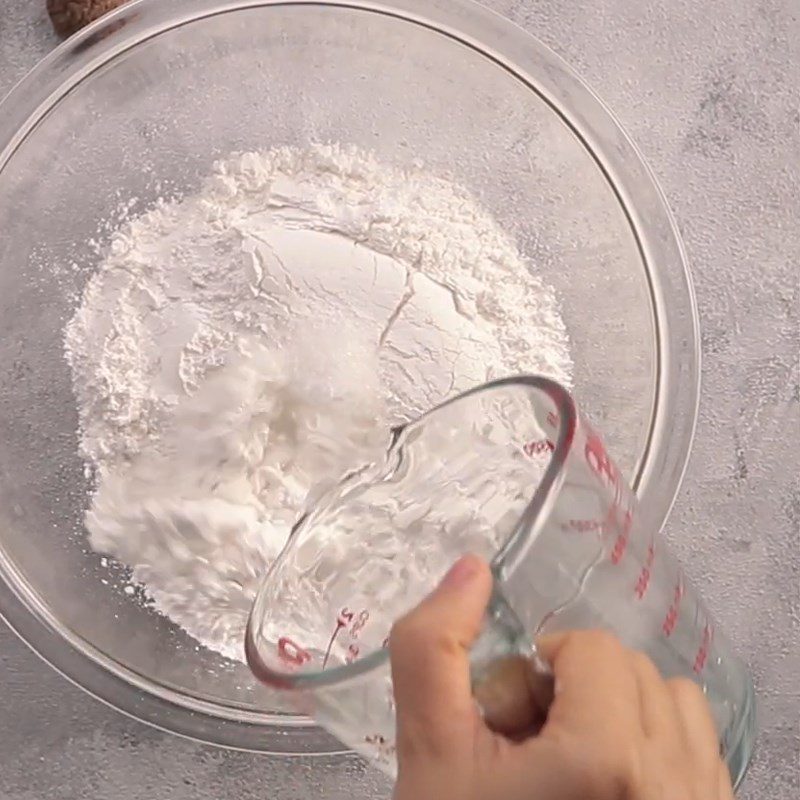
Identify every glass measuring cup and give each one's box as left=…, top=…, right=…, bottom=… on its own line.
left=245, top=377, right=755, bottom=787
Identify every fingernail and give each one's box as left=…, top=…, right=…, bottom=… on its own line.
left=439, top=555, right=481, bottom=590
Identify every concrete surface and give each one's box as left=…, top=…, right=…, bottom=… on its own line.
left=0, top=0, right=798, bottom=798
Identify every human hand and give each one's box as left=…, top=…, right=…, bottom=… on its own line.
left=389, top=554, right=734, bottom=800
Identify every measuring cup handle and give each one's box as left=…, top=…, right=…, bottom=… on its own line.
left=470, top=590, right=554, bottom=731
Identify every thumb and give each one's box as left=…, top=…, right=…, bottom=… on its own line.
left=389, top=554, right=493, bottom=753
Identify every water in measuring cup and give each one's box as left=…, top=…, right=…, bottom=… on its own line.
left=535, top=520, right=755, bottom=766
left=254, top=384, right=554, bottom=671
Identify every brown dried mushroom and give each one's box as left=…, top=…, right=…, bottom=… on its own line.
left=47, top=0, right=130, bottom=38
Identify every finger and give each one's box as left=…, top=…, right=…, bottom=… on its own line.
left=483, top=738, right=602, bottom=800
left=390, top=554, right=493, bottom=753
left=630, top=651, right=683, bottom=741
left=535, top=630, right=642, bottom=736
left=717, top=760, right=736, bottom=800
left=668, top=678, right=722, bottom=770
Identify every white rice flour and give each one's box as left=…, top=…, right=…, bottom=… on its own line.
left=64, top=144, right=573, bottom=660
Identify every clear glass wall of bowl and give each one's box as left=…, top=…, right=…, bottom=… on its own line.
left=0, top=0, right=698, bottom=751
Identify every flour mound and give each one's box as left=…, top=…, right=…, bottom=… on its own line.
left=65, top=144, right=573, bottom=661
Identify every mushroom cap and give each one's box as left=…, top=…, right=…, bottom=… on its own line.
left=47, top=0, right=130, bottom=38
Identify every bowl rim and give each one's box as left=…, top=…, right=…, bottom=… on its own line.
left=0, top=0, right=700, bottom=753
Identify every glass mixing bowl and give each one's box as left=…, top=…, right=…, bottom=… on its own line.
left=0, top=0, right=699, bottom=752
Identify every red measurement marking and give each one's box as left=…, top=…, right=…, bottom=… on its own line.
left=693, top=624, right=713, bottom=673
left=345, top=644, right=361, bottom=664
left=563, top=518, right=604, bottom=533
left=610, top=510, right=634, bottom=565
left=564, top=483, right=633, bottom=543
left=381, top=636, right=390, bottom=649
left=323, top=608, right=353, bottom=669
left=277, top=637, right=311, bottom=667
left=585, top=429, right=618, bottom=487
left=634, top=541, right=656, bottom=599
left=523, top=438, right=555, bottom=457
left=324, top=608, right=370, bottom=668
left=546, top=411, right=559, bottom=428
left=661, top=579, right=685, bottom=637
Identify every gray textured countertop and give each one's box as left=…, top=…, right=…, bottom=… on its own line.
left=1, top=1, right=798, bottom=798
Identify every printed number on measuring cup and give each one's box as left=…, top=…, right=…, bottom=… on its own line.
left=345, top=644, right=360, bottom=664
left=352, top=610, right=370, bottom=637
left=324, top=607, right=370, bottom=667
left=523, top=438, right=555, bottom=456
left=278, top=637, right=311, bottom=667
left=335, top=608, right=370, bottom=637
